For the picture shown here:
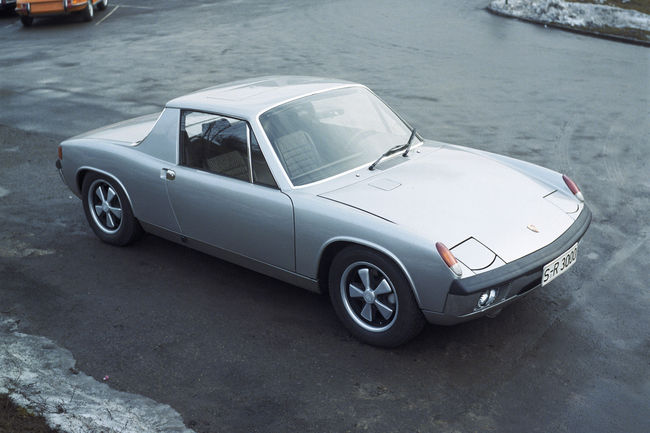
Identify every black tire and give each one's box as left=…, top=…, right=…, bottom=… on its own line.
left=82, top=0, right=94, bottom=22
left=20, top=16, right=33, bottom=27
left=97, top=0, right=108, bottom=11
left=328, top=246, right=425, bottom=347
left=81, top=172, right=142, bottom=246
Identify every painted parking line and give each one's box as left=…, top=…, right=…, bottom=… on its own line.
left=114, top=4, right=154, bottom=9
left=95, top=4, right=120, bottom=26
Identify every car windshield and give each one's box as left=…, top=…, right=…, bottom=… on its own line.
left=259, top=87, right=412, bottom=186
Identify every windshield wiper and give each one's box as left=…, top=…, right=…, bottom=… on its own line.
left=368, top=128, right=417, bottom=171
left=402, top=128, right=417, bottom=157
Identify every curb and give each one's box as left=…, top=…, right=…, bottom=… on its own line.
left=486, top=6, right=650, bottom=47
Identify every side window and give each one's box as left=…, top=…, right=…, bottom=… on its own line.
left=180, top=111, right=250, bottom=181
left=180, top=110, right=278, bottom=188
left=250, top=133, right=278, bottom=188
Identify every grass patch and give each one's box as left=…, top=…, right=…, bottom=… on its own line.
left=0, top=394, right=58, bottom=433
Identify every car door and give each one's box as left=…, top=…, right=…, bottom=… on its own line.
left=163, top=110, right=295, bottom=271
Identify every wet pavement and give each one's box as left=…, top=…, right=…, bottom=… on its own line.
left=1, top=0, right=649, bottom=432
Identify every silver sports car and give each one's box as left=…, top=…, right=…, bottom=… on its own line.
left=56, top=76, right=591, bottom=347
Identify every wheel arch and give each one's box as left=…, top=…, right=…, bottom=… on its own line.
left=316, top=237, right=422, bottom=306
left=76, top=167, right=136, bottom=216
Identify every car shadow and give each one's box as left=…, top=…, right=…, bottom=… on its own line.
left=0, top=8, right=17, bottom=19
left=19, top=14, right=92, bottom=28
left=127, top=231, right=553, bottom=358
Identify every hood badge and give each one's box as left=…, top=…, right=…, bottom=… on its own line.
left=527, top=224, right=540, bottom=233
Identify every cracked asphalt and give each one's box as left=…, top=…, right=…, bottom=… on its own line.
left=1, top=0, right=649, bottom=432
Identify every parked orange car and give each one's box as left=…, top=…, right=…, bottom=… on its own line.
left=16, top=0, right=108, bottom=26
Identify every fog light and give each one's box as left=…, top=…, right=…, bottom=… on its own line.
left=477, top=289, right=497, bottom=308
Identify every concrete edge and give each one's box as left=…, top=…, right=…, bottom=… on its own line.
left=486, top=6, right=650, bottom=48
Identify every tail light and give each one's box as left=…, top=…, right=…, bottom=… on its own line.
left=436, top=242, right=462, bottom=277
left=562, top=174, right=584, bottom=202
left=57, top=145, right=63, bottom=160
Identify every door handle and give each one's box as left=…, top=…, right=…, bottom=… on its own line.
left=161, top=168, right=176, bottom=180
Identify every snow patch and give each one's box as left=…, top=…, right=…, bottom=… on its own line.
left=489, top=0, right=650, bottom=32
left=0, top=316, right=195, bottom=433
left=0, top=239, right=54, bottom=258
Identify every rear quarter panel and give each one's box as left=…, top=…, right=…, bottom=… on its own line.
left=60, top=108, right=181, bottom=229
left=60, top=138, right=180, bottom=233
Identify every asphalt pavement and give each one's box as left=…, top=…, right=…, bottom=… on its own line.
left=1, top=1, right=649, bottom=432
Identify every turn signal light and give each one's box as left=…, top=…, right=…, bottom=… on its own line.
left=436, top=242, right=462, bottom=277
left=562, top=174, right=584, bottom=202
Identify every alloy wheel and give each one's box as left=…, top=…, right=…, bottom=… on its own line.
left=88, top=179, right=122, bottom=234
left=340, top=261, right=398, bottom=332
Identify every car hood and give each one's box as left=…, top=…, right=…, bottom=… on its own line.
left=319, top=145, right=577, bottom=264
left=71, top=112, right=161, bottom=144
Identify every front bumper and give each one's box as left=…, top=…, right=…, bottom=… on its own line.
left=423, top=205, right=592, bottom=325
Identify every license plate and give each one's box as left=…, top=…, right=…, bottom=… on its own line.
left=542, top=242, right=579, bottom=286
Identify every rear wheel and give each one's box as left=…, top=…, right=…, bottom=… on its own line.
left=82, top=0, right=94, bottom=21
left=81, top=173, right=142, bottom=246
left=97, top=0, right=108, bottom=11
left=328, top=246, right=425, bottom=347
left=20, top=16, right=33, bottom=27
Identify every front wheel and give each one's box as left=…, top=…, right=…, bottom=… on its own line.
left=328, top=246, right=425, bottom=347
left=20, top=16, right=33, bottom=27
left=81, top=173, right=142, bottom=246
left=82, top=0, right=94, bottom=21
left=97, top=0, right=108, bottom=11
